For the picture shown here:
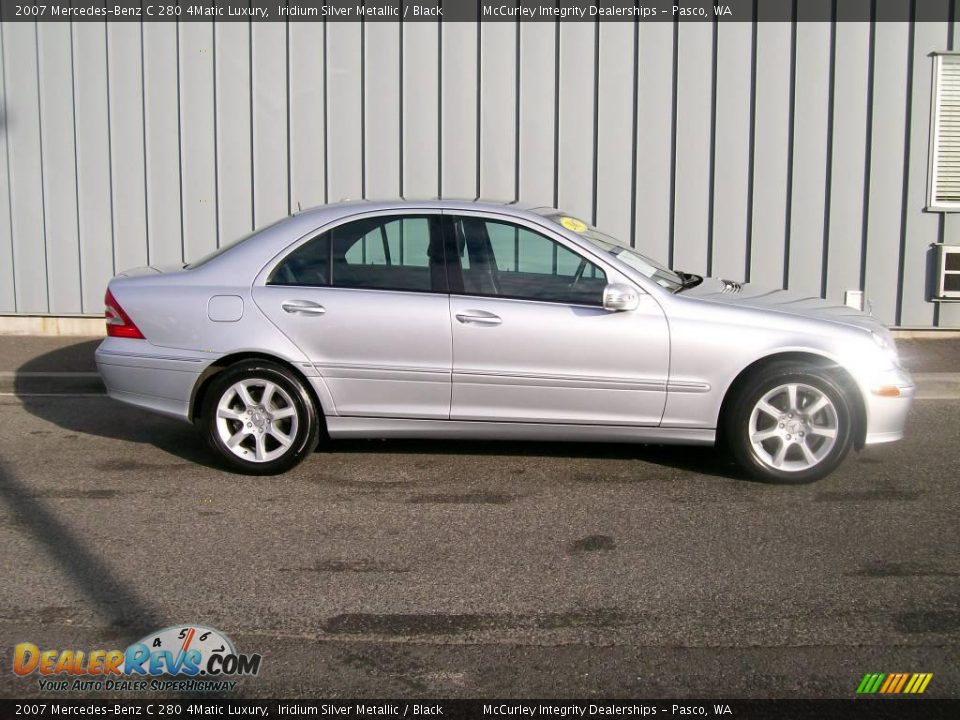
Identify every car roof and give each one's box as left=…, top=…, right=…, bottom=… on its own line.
left=292, top=198, right=557, bottom=220
left=188, top=198, right=575, bottom=278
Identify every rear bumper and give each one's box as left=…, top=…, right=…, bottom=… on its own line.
left=861, top=366, right=915, bottom=445
left=95, top=338, right=208, bottom=422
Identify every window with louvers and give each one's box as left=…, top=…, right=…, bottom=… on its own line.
left=929, top=54, right=960, bottom=209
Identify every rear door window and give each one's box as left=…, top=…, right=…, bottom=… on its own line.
left=269, top=214, right=446, bottom=292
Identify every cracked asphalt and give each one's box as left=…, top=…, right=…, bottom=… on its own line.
left=0, top=339, right=957, bottom=699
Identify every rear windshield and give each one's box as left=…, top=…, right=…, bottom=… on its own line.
left=186, top=217, right=288, bottom=269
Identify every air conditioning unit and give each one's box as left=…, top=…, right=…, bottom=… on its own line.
left=935, top=243, right=960, bottom=300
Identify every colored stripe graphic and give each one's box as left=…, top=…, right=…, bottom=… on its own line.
left=857, top=672, right=932, bottom=694
left=893, top=673, right=909, bottom=693
left=906, top=673, right=933, bottom=694
left=856, top=673, right=885, bottom=694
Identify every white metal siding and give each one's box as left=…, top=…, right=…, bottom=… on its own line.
left=1, top=18, right=959, bottom=328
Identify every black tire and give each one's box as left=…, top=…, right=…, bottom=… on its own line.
left=724, top=361, right=855, bottom=484
left=201, top=360, right=320, bottom=475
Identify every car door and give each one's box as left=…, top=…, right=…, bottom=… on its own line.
left=446, top=212, right=669, bottom=426
left=252, top=211, right=452, bottom=419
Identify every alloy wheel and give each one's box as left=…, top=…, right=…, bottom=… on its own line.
left=747, top=382, right=839, bottom=472
left=215, top=378, right=300, bottom=463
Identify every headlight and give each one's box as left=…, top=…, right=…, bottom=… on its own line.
left=870, top=331, right=901, bottom=368
left=839, top=332, right=899, bottom=376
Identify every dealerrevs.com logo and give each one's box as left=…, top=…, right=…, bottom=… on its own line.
left=13, top=625, right=261, bottom=693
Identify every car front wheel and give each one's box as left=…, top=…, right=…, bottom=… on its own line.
left=202, top=360, right=320, bottom=475
left=725, top=362, right=855, bottom=484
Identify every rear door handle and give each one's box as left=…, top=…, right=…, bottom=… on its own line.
left=282, top=300, right=326, bottom=316
left=455, top=310, right=502, bottom=326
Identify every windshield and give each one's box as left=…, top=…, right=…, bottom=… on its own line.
left=539, top=211, right=685, bottom=291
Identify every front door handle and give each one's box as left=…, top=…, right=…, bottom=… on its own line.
left=282, top=300, right=326, bottom=316
left=455, top=310, right=502, bottom=326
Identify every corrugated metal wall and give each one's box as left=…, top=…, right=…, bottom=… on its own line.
left=1, top=16, right=959, bottom=327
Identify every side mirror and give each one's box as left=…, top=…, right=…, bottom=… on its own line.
left=602, top=283, right=640, bottom=312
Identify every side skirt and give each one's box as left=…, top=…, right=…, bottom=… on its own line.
left=325, top=417, right=716, bottom=445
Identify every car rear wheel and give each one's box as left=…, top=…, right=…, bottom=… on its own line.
left=724, top=362, right=855, bottom=484
left=202, top=360, right=320, bottom=475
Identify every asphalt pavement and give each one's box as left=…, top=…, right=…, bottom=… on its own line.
left=0, top=337, right=957, bottom=699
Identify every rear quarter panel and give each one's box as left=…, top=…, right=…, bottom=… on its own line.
left=105, top=265, right=332, bottom=419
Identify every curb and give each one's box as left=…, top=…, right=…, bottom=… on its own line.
left=911, top=372, right=960, bottom=399
left=0, top=316, right=106, bottom=337
left=0, top=372, right=105, bottom=395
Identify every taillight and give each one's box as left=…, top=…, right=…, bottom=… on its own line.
left=104, top=289, right=145, bottom=339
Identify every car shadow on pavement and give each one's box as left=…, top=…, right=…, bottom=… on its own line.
left=14, top=340, right=222, bottom=471
left=0, top=462, right=166, bottom=642
left=14, top=339, right=751, bottom=481
left=324, top=438, right=752, bottom=482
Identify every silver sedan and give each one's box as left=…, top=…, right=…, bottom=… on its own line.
left=95, top=200, right=913, bottom=482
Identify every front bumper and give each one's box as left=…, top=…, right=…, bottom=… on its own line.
left=861, top=366, right=915, bottom=445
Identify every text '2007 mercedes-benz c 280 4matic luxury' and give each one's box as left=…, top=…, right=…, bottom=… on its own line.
left=95, top=200, right=913, bottom=482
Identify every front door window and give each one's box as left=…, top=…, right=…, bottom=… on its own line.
left=451, top=217, right=607, bottom=306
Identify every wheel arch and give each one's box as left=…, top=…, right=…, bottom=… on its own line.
left=190, top=352, right=327, bottom=431
left=717, top=351, right=867, bottom=450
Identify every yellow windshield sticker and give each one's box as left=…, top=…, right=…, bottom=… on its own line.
left=559, top=216, right=588, bottom=233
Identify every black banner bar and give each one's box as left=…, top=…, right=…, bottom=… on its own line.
left=0, top=0, right=954, bottom=23
left=2, top=699, right=960, bottom=719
